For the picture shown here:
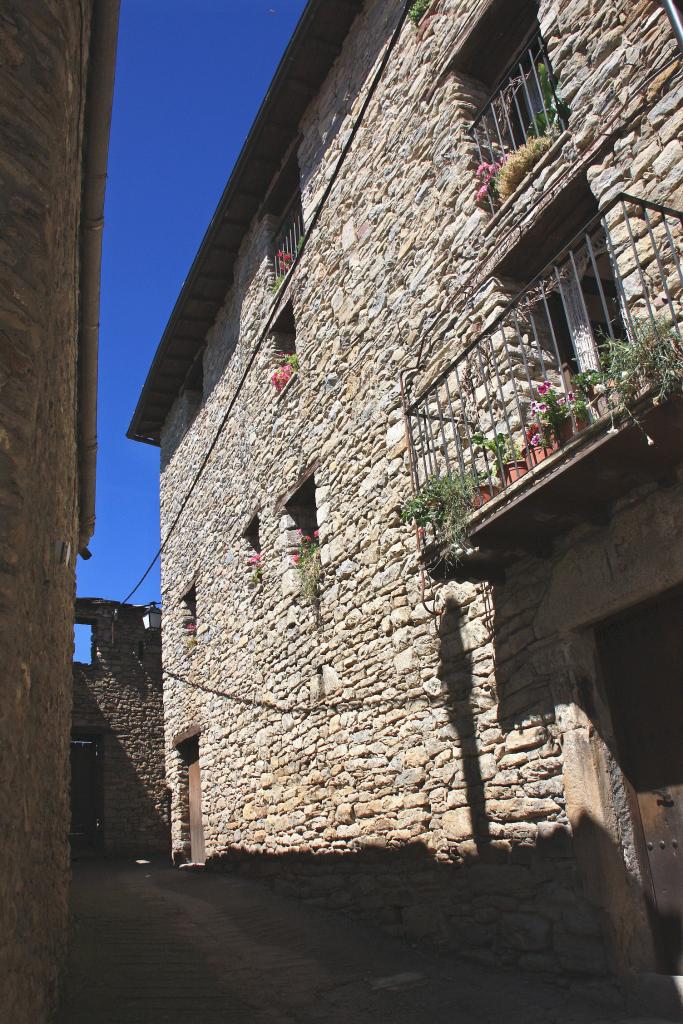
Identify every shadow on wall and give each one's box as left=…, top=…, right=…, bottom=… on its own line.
left=71, top=676, right=170, bottom=859
left=165, top=586, right=683, bottom=1015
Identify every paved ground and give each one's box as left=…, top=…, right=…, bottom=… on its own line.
left=56, top=861, right=668, bottom=1024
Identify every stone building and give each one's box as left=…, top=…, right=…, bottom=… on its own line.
left=71, top=599, right=170, bottom=857
left=0, top=3, right=118, bottom=1021
left=129, top=0, right=683, bottom=1003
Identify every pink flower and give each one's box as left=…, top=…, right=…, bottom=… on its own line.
left=476, top=185, right=489, bottom=203
left=537, top=381, right=552, bottom=396
left=291, top=554, right=300, bottom=564
left=270, top=363, right=294, bottom=393
left=247, top=554, right=262, bottom=566
left=313, top=530, right=319, bottom=538
left=530, top=433, right=542, bottom=448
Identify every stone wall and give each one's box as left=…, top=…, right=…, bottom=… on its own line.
left=72, top=599, right=170, bottom=857
left=0, top=4, right=95, bottom=1021
left=153, top=0, right=682, bottom=986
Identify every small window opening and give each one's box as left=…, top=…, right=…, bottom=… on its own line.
left=244, top=514, right=261, bottom=554
left=74, top=620, right=95, bottom=664
left=285, top=474, right=319, bottom=542
left=272, top=301, right=297, bottom=357
left=181, top=585, right=197, bottom=639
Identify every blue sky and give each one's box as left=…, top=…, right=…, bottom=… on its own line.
left=76, top=0, right=308, bottom=617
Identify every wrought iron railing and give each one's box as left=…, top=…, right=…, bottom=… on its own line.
left=405, top=194, right=683, bottom=510
left=272, top=193, right=304, bottom=288
left=471, top=30, right=569, bottom=213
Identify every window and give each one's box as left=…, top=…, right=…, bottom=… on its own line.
left=284, top=474, right=321, bottom=605
left=244, top=514, right=261, bottom=554
left=269, top=301, right=299, bottom=393
left=181, top=585, right=197, bottom=642
left=271, top=300, right=297, bottom=358
left=285, top=474, right=319, bottom=541
left=266, top=150, right=304, bottom=288
left=73, top=620, right=95, bottom=664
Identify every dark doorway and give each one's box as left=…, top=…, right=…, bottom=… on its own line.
left=180, top=736, right=205, bottom=865
left=69, top=734, right=102, bottom=856
left=596, top=590, right=683, bottom=974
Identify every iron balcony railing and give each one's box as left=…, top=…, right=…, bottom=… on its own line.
left=472, top=30, right=569, bottom=213
left=405, top=194, right=683, bottom=510
left=272, top=192, right=305, bottom=287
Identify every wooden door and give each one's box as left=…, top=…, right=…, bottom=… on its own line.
left=187, top=745, right=206, bottom=865
left=69, top=736, right=101, bottom=855
left=597, top=591, right=683, bottom=973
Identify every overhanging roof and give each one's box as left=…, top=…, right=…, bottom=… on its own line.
left=128, top=0, right=363, bottom=445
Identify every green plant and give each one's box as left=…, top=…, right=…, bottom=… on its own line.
left=603, top=316, right=683, bottom=411
left=400, top=473, right=475, bottom=564
left=408, top=0, right=431, bottom=26
left=293, top=530, right=321, bottom=605
left=471, top=432, right=521, bottom=464
left=528, top=62, right=570, bottom=137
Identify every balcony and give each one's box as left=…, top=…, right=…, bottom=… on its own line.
left=403, top=194, right=683, bottom=581
left=472, top=29, right=569, bottom=213
left=272, top=192, right=304, bottom=291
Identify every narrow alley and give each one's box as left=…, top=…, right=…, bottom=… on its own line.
left=57, top=861, right=649, bottom=1024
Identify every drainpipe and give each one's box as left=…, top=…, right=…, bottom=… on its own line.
left=660, top=0, right=683, bottom=53
left=78, top=0, right=120, bottom=555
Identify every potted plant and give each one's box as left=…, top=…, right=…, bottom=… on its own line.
left=526, top=380, right=587, bottom=465
left=400, top=473, right=477, bottom=565
left=601, top=316, right=683, bottom=423
left=272, top=249, right=294, bottom=292
left=471, top=431, right=527, bottom=485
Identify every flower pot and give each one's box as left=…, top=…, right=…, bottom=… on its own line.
left=473, top=482, right=500, bottom=508
left=503, top=460, right=528, bottom=485
left=556, top=415, right=589, bottom=444
left=526, top=440, right=558, bottom=467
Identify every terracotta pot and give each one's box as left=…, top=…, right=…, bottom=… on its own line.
left=473, top=482, right=500, bottom=508
left=557, top=416, right=589, bottom=444
left=526, top=441, right=558, bottom=467
left=503, top=460, right=528, bottom=485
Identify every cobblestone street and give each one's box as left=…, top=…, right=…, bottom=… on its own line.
left=56, top=861, right=663, bottom=1024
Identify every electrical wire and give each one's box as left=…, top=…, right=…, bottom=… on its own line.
left=120, top=0, right=414, bottom=605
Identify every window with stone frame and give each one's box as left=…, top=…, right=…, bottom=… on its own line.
left=285, top=475, right=318, bottom=542
left=180, top=584, right=197, bottom=643
left=453, top=2, right=569, bottom=213
left=283, top=474, right=321, bottom=605
left=269, top=301, right=299, bottom=393
left=244, top=513, right=263, bottom=584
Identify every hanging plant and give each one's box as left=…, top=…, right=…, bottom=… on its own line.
left=400, top=474, right=476, bottom=565
left=292, top=530, right=320, bottom=604
left=408, top=0, right=432, bottom=25
left=248, top=552, right=263, bottom=585
left=270, top=352, right=299, bottom=393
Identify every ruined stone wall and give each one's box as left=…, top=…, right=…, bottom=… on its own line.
left=72, top=600, right=170, bottom=856
left=157, top=0, right=683, bottom=982
left=0, top=4, right=94, bottom=1021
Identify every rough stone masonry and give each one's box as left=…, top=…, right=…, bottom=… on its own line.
left=130, top=0, right=683, bottom=995
left=72, top=599, right=170, bottom=857
left=0, top=3, right=117, bottom=1022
